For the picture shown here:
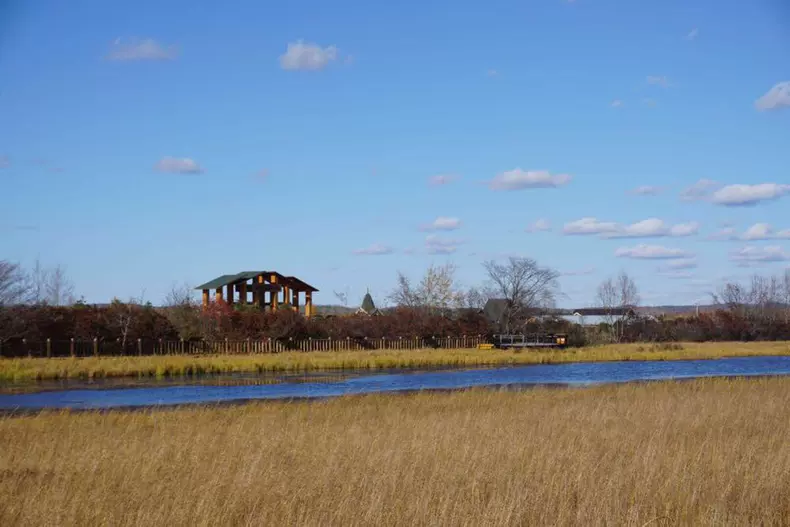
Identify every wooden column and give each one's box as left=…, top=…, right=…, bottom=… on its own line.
left=202, top=289, right=209, bottom=307
left=283, top=284, right=291, bottom=306
left=270, top=274, right=279, bottom=311
left=292, top=290, right=299, bottom=312
left=305, top=291, right=313, bottom=318
left=239, top=282, right=248, bottom=305
left=215, top=287, right=224, bottom=303
left=256, top=275, right=265, bottom=308
left=226, top=283, right=234, bottom=305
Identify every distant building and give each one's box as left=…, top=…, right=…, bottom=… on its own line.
left=356, top=290, right=382, bottom=316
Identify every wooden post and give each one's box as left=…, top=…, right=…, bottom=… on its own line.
left=70, top=338, right=75, bottom=358
left=137, top=338, right=142, bottom=356
left=239, top=282, right=248, bottom=305
left=226, top=283, right=234, bottom=305
left=215, top=287, right=224, bottom=303
left=46, top=338, right=51, bottom=358
left=305, top=291, right=313, bottom=318
left=202, top=289, right=210, bottom=307
left=292, top=290, right=299, bottom=313
left=270, top=274, right=279, bottom=312
left=93, top=337, right=99, bottom=357
left=283, top=284, right=291, bottom=305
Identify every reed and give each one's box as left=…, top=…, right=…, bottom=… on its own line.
left=1, top=378, right=789, bottom=525
left=0, top=341, right=789, bottom=383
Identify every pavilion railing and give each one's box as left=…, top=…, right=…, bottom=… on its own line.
left=0, top=336, right=489, bottom=358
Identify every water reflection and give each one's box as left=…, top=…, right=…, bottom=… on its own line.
left=1, top=356, right=790, bottom=411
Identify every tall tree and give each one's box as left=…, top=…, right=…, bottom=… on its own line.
left=597, top=270, right=639, bottom=342
left=482, top=257, right=559, bottom=332
left=0, top=260, right=29, bottom=306
left=388, top=263, right=464, bottom=313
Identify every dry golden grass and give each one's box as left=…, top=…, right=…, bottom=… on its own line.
left=1, top=378, right=790, bottom=526
left=1, top=340, right=789, bottom=383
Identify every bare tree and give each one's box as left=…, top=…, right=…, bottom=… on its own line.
left=597, top=270, right=639, bottom=342
left=482, top=257, right=559, bottom=332
left=388, top=264, right=464, bottom=313
left=462, top=286, right=489, bottom=310
left=45, top=264, right=76, bottom=306
left=333, top=289, right=349, bottom=307
left=0, top=260, right=29, bottom=306
left=109, top=291, right=146, bottom=351
left=388, top=271, right=421, bottom=308
left=164, top=283, right=201, bottom=340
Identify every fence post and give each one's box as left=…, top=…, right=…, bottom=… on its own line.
left=70, top=338, right=75, bottom=358
left=23, top=338, right=30, bottom=358
left=137, top=338, right=142, bottom=356
left=93, top=337, right=99, bottom=357
left=46, top=338, right=51, bottom=358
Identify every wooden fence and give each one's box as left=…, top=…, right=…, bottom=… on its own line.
left=0, top=336, right=489, bottom=358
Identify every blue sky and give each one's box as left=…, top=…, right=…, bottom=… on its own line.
left=1, top=0, right=788, bottom=308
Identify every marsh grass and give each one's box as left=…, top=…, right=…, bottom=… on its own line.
left=1, top=378, right=790, bottom=525
left=0, top=341, right=789, bottom=383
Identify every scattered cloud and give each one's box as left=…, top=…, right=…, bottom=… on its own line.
left=353, top=243, right=394, bottom=256
left=421, top=216, right=462, bottom=232
left=489, top=169, right=571, bottom=191
left=155, top=157, right=204, bottom=174
left=615, top=244, right=692, bottom=259
left=647, top=76, right=671, bottom=87
left=106, top=38, right=178, bottom=61
left=563, top=217, right=619, bottom=236
left=707, top=227, right=737, bottom=241
left=486, top=69, right=499, bottom=77
left=755, top=81, right=790, bottom=111
left=429, top=174, right=459, bottom=186
left=560, top=267, right=595, bottom=276
left=660, top=258, right=698, bottom=270
left=710, top=183, right=790, bottom=206
left=740, top=223, right=790, bottom=241
left=659, top=270, right=695, bottom=280
left=563, top=217, right=698, bottom=238
left=686, top=28, right=699, bottom=40
left=730, top=245, right=789, bottom=264
left=680, top=179, right=719, bottom=202
left=526, top=218, right=552, bottom=233
left=628, top=185, right=663, bottom=196
left=425, top=235, right=463, bottom=255
left=279, top=40, right=339, bottom=71
left=611, top=99, right=623, bottom=108
left=0, top=155, right=9, bottom=169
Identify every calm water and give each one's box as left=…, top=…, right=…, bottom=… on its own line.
left=1, top=356, right=790, bottom=411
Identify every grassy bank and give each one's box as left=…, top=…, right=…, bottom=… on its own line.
left=1, top=378, right=790, bottom=525
left=1, top=341, right=789, bottom=382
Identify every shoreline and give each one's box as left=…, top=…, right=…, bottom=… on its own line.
left=1, top=341, right=789, bottom=384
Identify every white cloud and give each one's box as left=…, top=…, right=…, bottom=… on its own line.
left=680, top=179, right=720, bottom=202
left=526, top=218, right=551, bottom=232
left=429, top=174, right=458, bottom=186
left=0, top=155, right=9, bottom=169
left=629, top=185, right=663, bottom=196
left=611, top=99, right=623, bottom=108
left=707, top=227, right=737, bottom=241
left=564, top=217, right=699, bottom=238
left=279, top=40, right=339, bottom=71
left=659, top=270, right=695, bottom=280
left=106, top=38, right=178, bottom=61
left=740, top=223, right=790, bottom=241
left=615, top=244, right=692, bottom=259
left=424, top=235, right=463, bottom=255
left=710, top=183, right=790, bottom=206
left=353, top=243, right=394, bottom=256
left=421, top=216, right=462, bottom=231
left=647, top=75, right=671, bottom=87
left=660, top=258, right=698, bottom=270
left=560, top=267, right=595, bottom=276
left=755, top=81, right=790, bottom=111
left=154, top=157, right=204, bottom=174
left=730, top=245, right=789, bottom=263
left=686, top=28, right=699, bottom=40
left=489, top=169, right=571, bottom=191
left=563, top=217, right=619, bottom=235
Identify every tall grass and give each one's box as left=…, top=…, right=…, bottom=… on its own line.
left=1, top=378, right=790, bottom=525
left=1, top=341, right=789, bottom=383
